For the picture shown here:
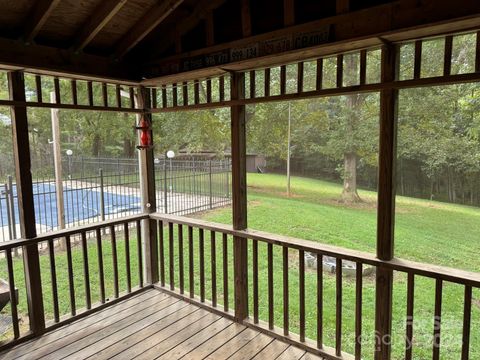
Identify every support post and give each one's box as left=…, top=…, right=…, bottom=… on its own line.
left=375, top=43, right=398, bottom=360
left=8, top=71, right=45, bottom=334
left=137, top=86, right=159, bottom=284
left=230, top=72, right=248, bottom=321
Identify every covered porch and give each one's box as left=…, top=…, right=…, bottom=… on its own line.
left=0, top=1, right=479, bottom=359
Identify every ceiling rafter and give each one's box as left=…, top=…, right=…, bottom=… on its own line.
left=24, top=0, right=62, bottom=44
left=114, top=0, right=185, bottom=59
left=72, top=0, right=129, bottom=53
left=146, top=0, right=227, bottom=60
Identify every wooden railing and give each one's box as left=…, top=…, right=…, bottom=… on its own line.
left=151, top=213, right=479, bottom=360
left=0, top=214, right=149, bottom=349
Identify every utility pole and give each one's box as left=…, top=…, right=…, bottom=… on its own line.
left=51, top=91, right=65, bottom=230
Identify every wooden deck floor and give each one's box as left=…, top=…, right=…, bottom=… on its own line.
left=1, top=289, right=322, bottom=359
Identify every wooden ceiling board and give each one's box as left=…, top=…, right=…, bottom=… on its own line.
left=36, top=0, right=102, bottom=43
left=0, top=0, right=35, bottom=36
left=88, top=0, right=157, bottom=49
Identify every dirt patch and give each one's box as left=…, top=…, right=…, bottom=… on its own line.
left=323, top=197, right=378, bottom=211
left=473, top=298, right=480, bottom=309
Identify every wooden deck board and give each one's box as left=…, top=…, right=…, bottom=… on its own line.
left=0, top=289, right=324, bottom=360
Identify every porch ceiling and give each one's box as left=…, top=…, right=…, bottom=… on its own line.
left=0, top=0, right=479, bottom=83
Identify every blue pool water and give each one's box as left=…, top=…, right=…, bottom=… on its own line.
left=1, top=183, right=141, bottom=228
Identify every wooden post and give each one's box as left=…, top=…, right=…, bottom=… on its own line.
left=8, top=71, right=45, bottom=334
left=137, top=86, right=159, bottom=284
left=375, top=43, right=398, bottom=360
left=230, top=72, right=248, bottom=321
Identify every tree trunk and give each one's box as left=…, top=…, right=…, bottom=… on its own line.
left=342, top=152, right=361, bottom=202
left=92, top=134, right=101, bottom=157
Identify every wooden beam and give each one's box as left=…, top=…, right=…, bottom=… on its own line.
left=241, top=0, right=252, bottom=37
left=142, top=3, right=480, bottom=82
left=24, top=0, right=61, bottom=44
left=0, top=37, right=134, bottom=82
left=8, top=71, right=46, bottom=335
left=284, top=0, right=295, bottom=27
left=231, top=72, right=248, bottom=321
left=72, top=0, right=128, bottom=52
left=137, top=86, right=159, bottom=284
left=114, top=0, right=185, bottom=58
left=145, top=0, right=227, bottom=60
left=375, top=43, right=398, bottom=360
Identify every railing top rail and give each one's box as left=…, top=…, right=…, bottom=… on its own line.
left=151, top=212, right=480, bottom=288
left=0, top=213, right=149, bottom=251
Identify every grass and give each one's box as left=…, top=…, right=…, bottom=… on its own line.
left=1, top=173, right=479, bottom=359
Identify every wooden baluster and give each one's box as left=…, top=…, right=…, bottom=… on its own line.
left=129, top=87, right=135, bottom=109
left=405, top=273, right=415, bottom=360
left=6, top=248, right=20, bottom=339
left=355, top=263, right=363, bottom=360
left=268, top=243, right=274, bottom=329
left=162, top=85, right=167, bottom=107
left=433, top=279, right=443, bottom=360
left=219, top=76, right=225, bottom=102
left=250, top=70, right=256, bottom=99
left=299, top=249, right=305, bottom=342
left=35, top=75, right=43, bottom=103
left=48, top=238, right=60, bottom=322
left=336, top=258, right=343, bottom=356
left=124, top=223, right=131, bottom=293
left=211, top=231, right=217, bottom=307
left=476, top=31, right=480, bottom=73
left=102, top=83, right=108, bottom=107
left=150, top=88, right=157, bottom=109
left=136, top=219, right=143, bottom=287
left=110, top=225, right=119, bottom=298
left=168, top=222, right=174, bottom=289
left=199, top=228, right=205, bottom=302
left=283, top=246, right=289, bottom=335
left=71, top=80, right=78, bottom=105
left=188, top=226, right=194, bottom=298
left=280, top=65, right=286, bottom=95
left=414, top=40, right=422, bottom=79
left=316, top=58, right=323, bottom=90
left=81, top=232, right=91, bottom=309
left=116, top=84, right=122, bottom=108
left=264, top=68, right=271, bottom=97
left=337, top=54, right=344, bottom=88
left=444, top=36, right=453, bottom=76
left=222, top=233, right=228, bottom=311
left=194, top=80, right=200, bottom=105
left=172, top=83, right=178, bottom=107
left=65, top=234, right=76, bottom=316
left=183, top=81, right=189, bottom=105
left=360, top=50, right=367, bottom=85
left=158, top=220, right=165, bottom=287
left=462, top=285, right=472, bottom=360
left=54, top=77, right=61, bottom=104
left=87, top=81, right=94, bottom=106
left=206, top=79, right=212, bottom=103
left=253, top=239, right=259, bottom=323
left=317, top=253, right=323, bottom=348
left=297, top=62, right=304, bottom=93
left=178, top=224, right=184, bottom=294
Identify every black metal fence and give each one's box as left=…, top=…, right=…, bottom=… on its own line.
left=0, top=157, right=231, bottom=242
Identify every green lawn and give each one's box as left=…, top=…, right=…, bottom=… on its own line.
left=1, top=173, right=479, bottom=359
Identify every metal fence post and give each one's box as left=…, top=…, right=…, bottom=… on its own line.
left=164, top=158, right=168, bottom=214
left=209, top=159, right=213, bottom=209
left=99, top=169, right=105, bottom=223
left=7, top=176, right=17, bottom=241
